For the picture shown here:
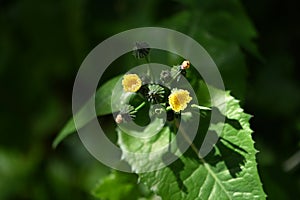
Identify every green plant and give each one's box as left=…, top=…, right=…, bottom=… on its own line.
left=54, top=47, right=265, bottom=199
left=53, top=0, right=269, bottom=199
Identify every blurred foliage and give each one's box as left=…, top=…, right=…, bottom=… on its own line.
left=0, top=0, right=299, bottom=199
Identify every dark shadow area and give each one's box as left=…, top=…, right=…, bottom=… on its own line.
left=220, top=137, right=248, bottom=154
left=162, top=152, right=188, bottom=193
left=168, top=129, right=247, bottom=193
left=224, top=118, right=243, bottom=130
left=194, top=135, right=246, bottom=178
left=217, top=138, right=247, bottom=178
left=211, top=107, right=243, bottom=130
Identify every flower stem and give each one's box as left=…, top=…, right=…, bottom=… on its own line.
left=134, top=101, right=146, bottom=111
left=166, top=106, right=172, bottom=111
left=145, top=55, right=154, bottom=83
left=175, top=119, right=199, bottom=157
left=166, top=70, right=181, bottom=86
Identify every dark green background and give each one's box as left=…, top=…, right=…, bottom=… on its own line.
left=0, top=0, right=299, bottom=199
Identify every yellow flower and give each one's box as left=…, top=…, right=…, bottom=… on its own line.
left=122, top=74, right=142, bottom=92
left=168, top=89, right=192, bottom=112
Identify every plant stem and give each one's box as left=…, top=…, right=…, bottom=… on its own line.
left=166, top=106, right=172, bottom=111
left=175, top=119, right=199, bottom=157
left=145, top=55, right=154, bottom=83
left=134, top=101, right=146, bottom=111
left=167, top=70, right=181, bottom=86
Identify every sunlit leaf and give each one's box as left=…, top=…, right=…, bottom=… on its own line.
left=118, top=85, right=266, bottom=200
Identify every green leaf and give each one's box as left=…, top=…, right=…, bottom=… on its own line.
left=117, top=126, right=172, bottom=172
left=52, top=75, right=122, bottom=148
left=118, top=85, right=266, bottom=200
left=92, top=170, right=163, bottom=200
left=92, top=171, right=140, bottom=200
left=95, top=75, right=124, bottom=116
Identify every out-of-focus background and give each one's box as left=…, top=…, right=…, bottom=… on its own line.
left=0, top=0, right=299, bottom=199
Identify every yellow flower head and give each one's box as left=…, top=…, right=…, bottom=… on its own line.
left=168, top=89, right=192, bottom=112
left=122, top=74, right=142, bottom=92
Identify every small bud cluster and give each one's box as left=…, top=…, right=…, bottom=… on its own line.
left=114, top=42, right=196, bottom=124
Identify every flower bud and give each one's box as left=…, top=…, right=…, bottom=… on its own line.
left=180, top=60, right=190, bottom=70
left=115, top=114, right=123, bottom=124
left=132, top=42, right=150, bottom=59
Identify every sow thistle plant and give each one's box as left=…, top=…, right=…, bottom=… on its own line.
left=54, top=41, right=266, bottom=200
